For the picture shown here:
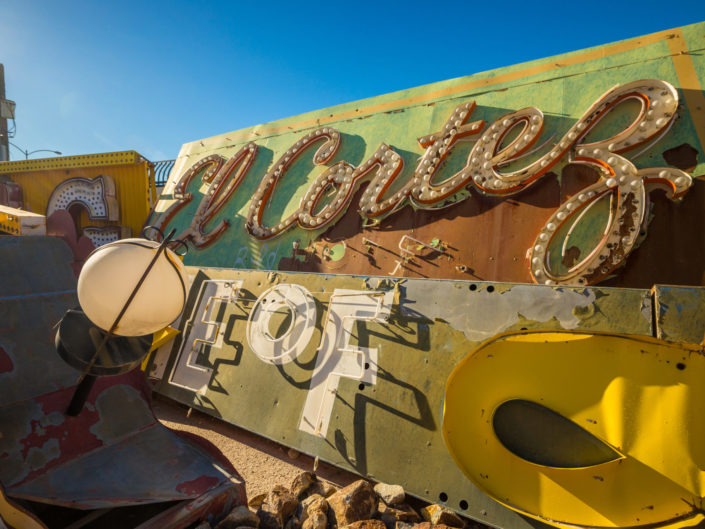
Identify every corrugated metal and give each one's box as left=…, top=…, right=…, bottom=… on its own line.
left=153, top=160, right=175, bottom=187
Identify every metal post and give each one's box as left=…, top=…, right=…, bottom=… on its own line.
left=0, top=64, right=8, bottom=161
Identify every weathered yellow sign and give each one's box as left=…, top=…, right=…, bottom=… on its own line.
left=443, top=330, right=705, bottom=529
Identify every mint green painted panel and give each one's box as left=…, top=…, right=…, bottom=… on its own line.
left=653, top=285, right=705, bottom=343
left=151, top=22, right=705, bottom=277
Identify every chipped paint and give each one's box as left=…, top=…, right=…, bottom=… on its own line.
left=0, top=401, right=41, bottom=486
left=26, top=439, right=60, bottom=473
left=1, top=236, right=246, bottom=524
left=38, top=412, right=64, bottom=429
left=4, top=19, right=705, bottom=529
left=154, top=267, right=658, bottom=529
left=90, top=385, right=154, bottom=443
left=176, top=476, right=221, bottom=496
left=400, top=283, right=601, bottom=342
left=149, top=23, right=704, bottom=290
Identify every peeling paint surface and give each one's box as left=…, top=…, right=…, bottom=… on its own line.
left=176, top=476, right=222, bottom=496
left=400, top=283, right=604, bottom=342
left=148, top=23, right=705, bottom=290
left=26, top=439, right=60, bottom=473
left=3, top=19, right=705, bottom=528
left=0, top=238, right=80, bottom=405
left=0, top=237, right=246, bottom=519
left=9, top=423, right=236, bottom=508
left=154, top=267, right=656, bottom=529
left=653, top=285, right=705, bottom=343
left=89, top=385, right=154, bottom=443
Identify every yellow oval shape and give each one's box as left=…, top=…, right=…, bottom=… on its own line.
left=442, top=330, right=705, bottom=529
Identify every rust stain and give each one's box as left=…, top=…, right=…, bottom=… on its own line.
left=585, top=192, right=639, bottom=285
left=562, top=246, right=582, bottom=268
left=278, top=176, right=564, bottom=283
left=560, top=165, right=601, bottom=202
left=602, top=180, right=705, bottom=288
left=662, top=143, right=699, bottom=172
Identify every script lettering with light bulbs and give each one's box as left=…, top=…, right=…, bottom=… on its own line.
left=154, top=79, right=693, bottom=286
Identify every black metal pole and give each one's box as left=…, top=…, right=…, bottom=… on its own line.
left=66, top=376, right=97, bottom=416
left=0, top=64, right=9, bottom=162
left=65, top=230, right=176, bottom=416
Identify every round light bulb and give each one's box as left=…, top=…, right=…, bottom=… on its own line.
left=78, top=238, right=188, bottom=336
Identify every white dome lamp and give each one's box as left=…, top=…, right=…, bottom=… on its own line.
left=56, top=227, right=188, bottom=416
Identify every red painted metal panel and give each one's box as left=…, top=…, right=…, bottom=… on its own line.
left=0, top=236, right=246, bottom=526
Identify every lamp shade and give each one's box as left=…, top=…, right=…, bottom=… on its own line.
left=77, top=238, right=188, bottom=336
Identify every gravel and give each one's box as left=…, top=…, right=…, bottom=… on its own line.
left=152, top=395, right=359, bottom=499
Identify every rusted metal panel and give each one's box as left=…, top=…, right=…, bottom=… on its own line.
left=149, top=22, right=705, bottom=290
left=134, top=482, right=245, bottom=529
left=652, top=285, right=705, bottom=343
left=3, top=373, right=234, bottom=507
left=152, top=267, right=653, bottom=528
left=0, top=236, right=245, bottom=526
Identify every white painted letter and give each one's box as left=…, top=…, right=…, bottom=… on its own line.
left=169, top=280, right=242, bottom=393
left=299, top=289, right=393, bottom=437
left=247, top=284, right=317, bottom=365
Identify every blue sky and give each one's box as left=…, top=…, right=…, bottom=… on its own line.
left=1, top=1, right=703, bottom=162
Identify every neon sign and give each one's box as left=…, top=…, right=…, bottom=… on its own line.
left=155, top=79, right=692, bottom=286
left=46, top=175, right=130, bottom=247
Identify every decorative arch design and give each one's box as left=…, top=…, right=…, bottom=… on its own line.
left=46, top=175, right=119, bottom=221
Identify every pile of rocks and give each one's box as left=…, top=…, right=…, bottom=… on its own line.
left=199, top=472, right=474, bottom=529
